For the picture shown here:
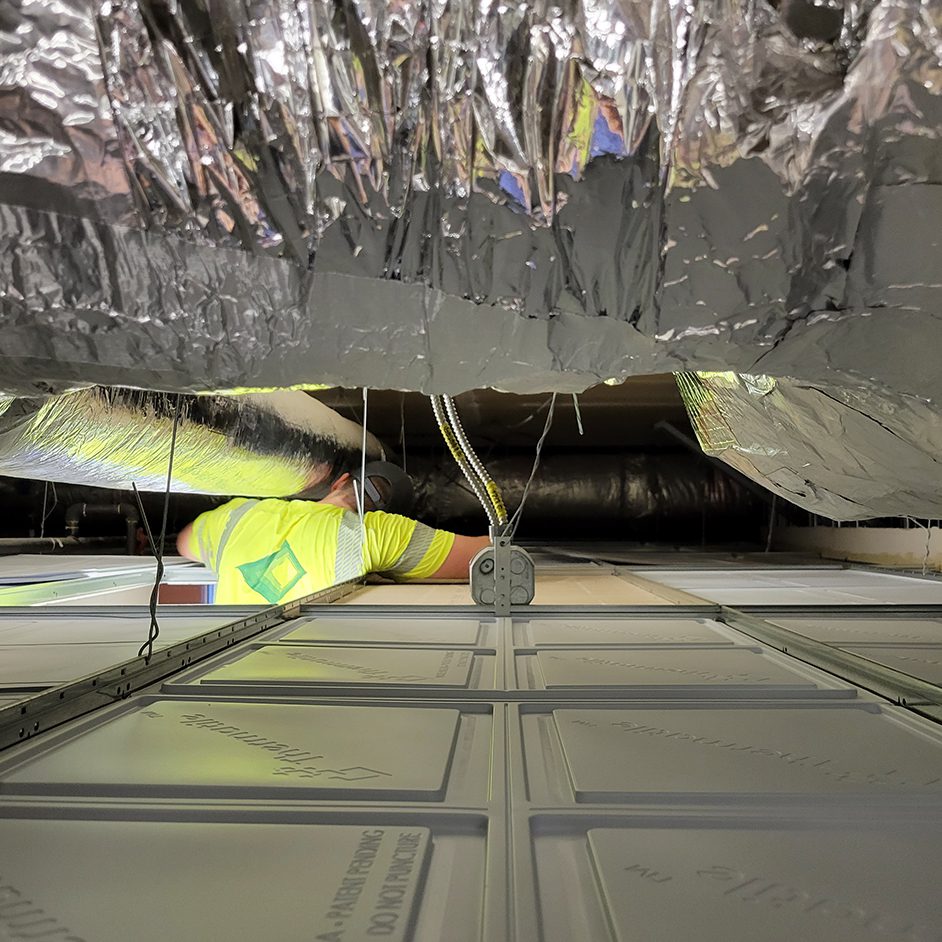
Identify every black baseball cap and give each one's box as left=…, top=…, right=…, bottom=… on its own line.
left=360, top=461, right=414, bottom=515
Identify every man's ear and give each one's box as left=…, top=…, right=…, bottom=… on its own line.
left=329, top=473, right=351, bottom=493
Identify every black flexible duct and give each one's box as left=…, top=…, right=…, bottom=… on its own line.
left=410, top=452, right=764, bottom=538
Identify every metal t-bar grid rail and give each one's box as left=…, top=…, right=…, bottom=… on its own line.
left=0, top=578, right=364, bottom=752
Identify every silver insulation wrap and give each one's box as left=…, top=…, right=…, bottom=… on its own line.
left=677, top=372, right=942, bottom=520
left=0, top=387, right=382, bottom=495
left=0, top=0, right=939, bottom=399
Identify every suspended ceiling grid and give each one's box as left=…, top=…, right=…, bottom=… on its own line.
left=1, top=554, right=942, bottom=940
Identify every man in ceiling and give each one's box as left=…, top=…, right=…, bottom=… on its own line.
left=177, top=462, right=489, bottom=604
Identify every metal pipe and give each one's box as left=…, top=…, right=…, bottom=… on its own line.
left=0, top=536, right=125, bottom=556
left=64, top=503, right=140, bottom=556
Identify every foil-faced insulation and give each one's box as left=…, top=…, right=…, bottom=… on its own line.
left=676, top=372, right=942, bottom=520
left=0, top=388, right=381, bottom=496
left=0, top=0, right=940, bottom=401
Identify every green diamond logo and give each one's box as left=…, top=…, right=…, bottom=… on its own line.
left=237, top=541, right=306, bottom=603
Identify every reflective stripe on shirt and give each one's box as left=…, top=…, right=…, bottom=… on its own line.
left=385, top=521, right=436, bottom=576
left=212, top=500, right=258, bottom=571
left=335, top=511, right=365, bottom=583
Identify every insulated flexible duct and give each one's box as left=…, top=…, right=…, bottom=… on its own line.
left=0, top=388, right=382, bottom=497
left=408, top=453, right=761, bottom=535
left=0, top=1, right=940, bottom=407
left=677, top=372, right=942, bottom=521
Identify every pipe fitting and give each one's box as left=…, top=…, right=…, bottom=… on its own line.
left=63, top=503, right=141, bottom=556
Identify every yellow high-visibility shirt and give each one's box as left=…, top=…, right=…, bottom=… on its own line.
left=188, top=498, right=455, bottom=605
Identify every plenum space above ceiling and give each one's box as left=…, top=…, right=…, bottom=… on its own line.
left=311, top=376, right=692, bottom=451
left=311, top=377, right=766, bottom=539
left=0, top=371, right=930, bottom=545
left=0, top=376, right=766, bottom=544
